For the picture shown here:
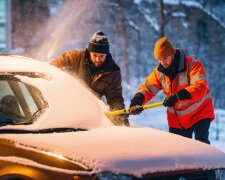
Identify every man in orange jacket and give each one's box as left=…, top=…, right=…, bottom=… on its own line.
left=129, top=37, right=214, bottom=144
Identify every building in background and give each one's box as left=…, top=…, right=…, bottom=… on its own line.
left=0, top=0, right=10, bottom=52
left=0, top=0, right=62, bottom=53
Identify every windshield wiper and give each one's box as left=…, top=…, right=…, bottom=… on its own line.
left=29, top=102, right=49, bottom=123
left=0, top=128, right=87, bottom=134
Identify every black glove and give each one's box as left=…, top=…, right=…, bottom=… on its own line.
left=177, top=89, right=191, bottom=100
left=163, top=89, right=191, bottom=107
left=129, top=93, right=144, bottom=115
left=163, top=93, right=178, bottom=107
left=110, top=114, right=130, bottom=126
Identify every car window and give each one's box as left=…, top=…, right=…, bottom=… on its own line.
left=0, top=74, right=47, bottom=126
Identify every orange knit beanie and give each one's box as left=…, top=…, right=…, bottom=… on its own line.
left=154, top=37, right=176, bottom=59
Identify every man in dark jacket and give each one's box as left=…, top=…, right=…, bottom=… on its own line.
left=51, top=31, right=129, bottom=126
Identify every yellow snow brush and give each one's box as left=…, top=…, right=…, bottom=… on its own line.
left=105, top=101, right=163, bottom=116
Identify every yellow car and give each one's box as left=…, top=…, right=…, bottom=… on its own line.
left=0, top=55, right=225, bottom=180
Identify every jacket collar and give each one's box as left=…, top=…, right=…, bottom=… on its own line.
left=177, top=49, right=186, bottom=72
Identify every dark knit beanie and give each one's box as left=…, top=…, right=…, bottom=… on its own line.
left=87, top=31, right=110, bottom=54
left=154, top=37, right=176, bottom=59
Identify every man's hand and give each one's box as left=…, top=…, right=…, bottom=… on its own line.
left=129, top=92, right=145, bottom=115
left=177, top=89, right=191, bottom=100
left=163, top=89, right=191, bottom=107
left=129, top=105, right=144, bottom=115
left=163, top=93, right=178, bottom=107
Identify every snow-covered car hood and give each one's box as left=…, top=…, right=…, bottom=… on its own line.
left=2, top=127, right=225, bottom=177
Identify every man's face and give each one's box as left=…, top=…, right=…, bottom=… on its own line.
left=158, top=55, right=173, bottom=68
left=90, top=52, right=107, bottom=67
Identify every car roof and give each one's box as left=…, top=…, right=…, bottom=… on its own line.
left=0, top=54, right=54, bottom=74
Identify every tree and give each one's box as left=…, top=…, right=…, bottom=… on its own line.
left=158, top=0, right=165, bottom=37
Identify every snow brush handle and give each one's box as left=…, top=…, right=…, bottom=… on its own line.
left=105, top=101, right=163, bottom=116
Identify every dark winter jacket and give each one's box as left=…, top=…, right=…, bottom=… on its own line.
left=51, top=49, right=125, bottom=111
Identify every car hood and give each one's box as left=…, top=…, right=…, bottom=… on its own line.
left=1, top=127, right=225, bottom=177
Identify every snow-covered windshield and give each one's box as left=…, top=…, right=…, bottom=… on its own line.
left=0, top=56, right=113, bottom=131
left=0, top=73, right=47, bottom=126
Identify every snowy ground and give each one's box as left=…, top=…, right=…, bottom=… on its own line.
left=128, top=105, right=225, bottom=153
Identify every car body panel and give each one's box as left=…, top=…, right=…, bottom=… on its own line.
left=0, top=139, right=93, bottom=180
left=1, top=127, right=225, bottom=177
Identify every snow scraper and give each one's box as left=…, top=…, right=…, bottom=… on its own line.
left=105, top=101, right=163, bottom=116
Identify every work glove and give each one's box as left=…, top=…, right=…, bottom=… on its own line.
left=163, top=89, right=191, bottom=107
left=110, top=114, right=130, bottom=127
left=177, top=89, right=191, bottom=100
left=129, top=93, right=144, bottom=115
left=129, top=105, right=144, bottom=115
left=163, top=93, right=178, bottom=107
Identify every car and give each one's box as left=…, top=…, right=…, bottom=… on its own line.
left=0, top=54, right=224, bottom=180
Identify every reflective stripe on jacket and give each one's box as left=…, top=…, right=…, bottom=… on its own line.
left=137, top=54, right=214, bottom=129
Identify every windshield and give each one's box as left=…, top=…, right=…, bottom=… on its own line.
left=0, top=74, right=47, bottom=126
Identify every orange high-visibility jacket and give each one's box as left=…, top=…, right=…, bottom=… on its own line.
left=137, top=53, right=215, bottom=129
